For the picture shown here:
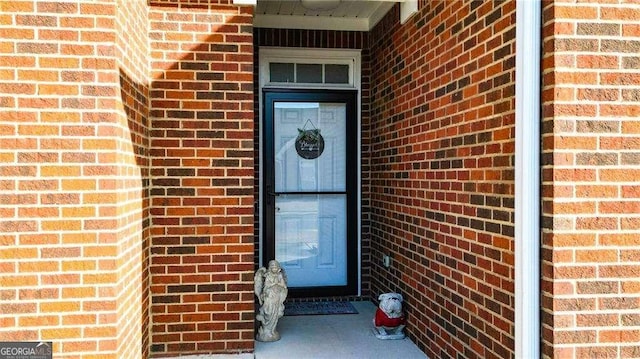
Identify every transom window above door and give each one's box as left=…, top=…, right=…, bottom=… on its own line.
left=260, top=48, right=360, bottom=89
left=269, top=62, right=349, bottom=85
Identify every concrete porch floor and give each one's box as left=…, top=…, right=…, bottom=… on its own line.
left=173, top=301, right=427, bottom=359
left=254, top=301, right=428, bottom=359
left=175, top=302, right=428, bottom=359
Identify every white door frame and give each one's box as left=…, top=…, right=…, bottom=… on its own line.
left=258, top=47, right=362, bottom=295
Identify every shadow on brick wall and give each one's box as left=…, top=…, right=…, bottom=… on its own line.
left=128, top=3, right=256, bottom=355
left=119, top=68, right=152, bottom=358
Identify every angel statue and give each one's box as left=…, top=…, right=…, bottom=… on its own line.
left=254, top=260, right=288, bottom=342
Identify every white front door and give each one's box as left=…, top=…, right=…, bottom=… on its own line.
left=263, top=90, right=358, bottom=297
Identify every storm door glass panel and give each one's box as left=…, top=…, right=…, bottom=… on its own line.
left=273, top=101, right=347, bottom=287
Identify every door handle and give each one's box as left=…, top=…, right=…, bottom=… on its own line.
left=266, top=184, right=279, bottom=197
left=267, top=191, right=279, bottom=206
left=266, top=185, right=278, bottom=205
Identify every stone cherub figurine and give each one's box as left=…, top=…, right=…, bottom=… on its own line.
left=254, top=260, right=288, bottom=342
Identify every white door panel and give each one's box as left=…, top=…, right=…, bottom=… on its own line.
left=275, top=194, right=346, bottom=287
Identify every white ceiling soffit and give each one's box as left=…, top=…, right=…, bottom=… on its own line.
left=254, top=0, right=403, bottom=32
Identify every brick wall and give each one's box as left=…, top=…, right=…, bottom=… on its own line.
left=0, top=0, right=149, bottom=357
left=252, top=28, right=372, bottom=298
left=148, top=1, right=255, bottom=355
left=541, top=1, right=640, bottom=358
left=368, top=2, right=516, bottom=358
left=115, top=0, right=151, bottom=357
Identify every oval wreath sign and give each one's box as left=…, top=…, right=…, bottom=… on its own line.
left=295, top=128, right=324, bottom=160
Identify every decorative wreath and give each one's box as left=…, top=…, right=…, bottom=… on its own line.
left=295, top=120, right=324, bottom=160
left=296, top=128, right=322, bottom=144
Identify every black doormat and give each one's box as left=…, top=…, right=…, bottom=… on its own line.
left=284, top=301, right=359, bottom=316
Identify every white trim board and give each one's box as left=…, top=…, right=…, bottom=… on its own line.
left=515, top=0, right=541, bottom=358
left=254, top=3, right=395, bottom=31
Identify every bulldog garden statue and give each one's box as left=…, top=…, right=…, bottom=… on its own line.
left=372, top=292, right=406, bottom=340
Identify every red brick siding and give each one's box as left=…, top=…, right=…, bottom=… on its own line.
left=150, top=0, right=236, bottom=6
left=368, top=2, right=516, bottom=358
left=148, top=2, right=255, bottom=356
left=541, top=1, right=640, bottom=358
left=115, top=0, right=151, bottom=357
left=253, top=28, right=372, bottom=298
left=0, top=0, right=150, bottom=357
left=254, top=28, right=367, bottom=49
